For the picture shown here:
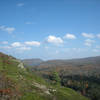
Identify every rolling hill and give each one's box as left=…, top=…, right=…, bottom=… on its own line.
left=22, top=58, right=43, bottom=67
left=0, top=52, right=89, bottom=100
left=23, top=56, right=100, bottom=76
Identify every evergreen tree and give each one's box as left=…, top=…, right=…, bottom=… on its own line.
left=52, top=71, right=61, bottom=85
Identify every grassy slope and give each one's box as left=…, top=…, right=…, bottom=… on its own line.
left=0, top=53, right=89, bottom=100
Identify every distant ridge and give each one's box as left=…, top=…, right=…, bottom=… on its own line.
left=23, top=56, right=100, bottom=67
left=22, top=58, right=44, bottom=67
left=23, top=56, right=100, bottom=76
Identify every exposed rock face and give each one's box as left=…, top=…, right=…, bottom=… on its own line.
left=32, top=82, right=51, bottom=95
left=13, top=59, right=25, bottom=69
left=17, top=62, right=24, bottom=69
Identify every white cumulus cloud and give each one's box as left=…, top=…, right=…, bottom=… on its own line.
left=11, top=42, right=22, bottom=47
left=25, top=41, right=40, bottom=46
left=46, top=35, right=63, bottom=45
left=16, top=47, right=31, bottom=51
left=0, top=25, right=15, bottom=34
left=97, top=34, right=100, bottom=38
left=82, top=33, right=95, bottom=38
left=84, top=39, right=95, bottom=46
left=64, top=33, right=76, bottom=39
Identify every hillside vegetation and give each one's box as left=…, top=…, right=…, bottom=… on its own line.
left=0, top=52, right=89, bottom=100
left=23, top=56, right=100, bottom=100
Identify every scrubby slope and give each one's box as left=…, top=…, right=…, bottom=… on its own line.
left=0, top=52, right=89, bottom=100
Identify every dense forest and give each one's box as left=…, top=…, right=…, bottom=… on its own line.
left=41, top=72, right=100, bottom=100
left=61, top=74, right=100, bottom=100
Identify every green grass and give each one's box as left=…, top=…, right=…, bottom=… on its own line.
left=20, top=92, right=52, bottom=100
left=55, top=87, right=89, bottom=100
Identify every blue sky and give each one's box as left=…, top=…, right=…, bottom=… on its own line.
left=0, top=0, right=100, bottom=60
